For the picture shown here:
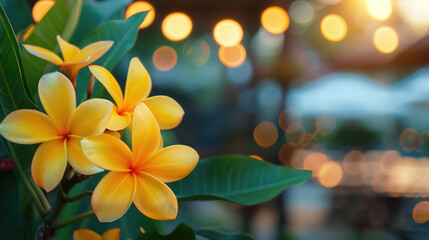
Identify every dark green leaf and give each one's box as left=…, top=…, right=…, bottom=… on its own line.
left=0, top=171, right=24, bottom=239
left=76, top=12, right=147, bottom=100
left=0, top=0, right=32, bottom=33
left=0, top=4, right=35, bottom=114
left=196, top=229, right=255, bottom=240
left=169, top=155, right=312, bottom=205
left=22, top=0, right=82, bottom=99
left=70, top=0, right=131, bottom=44
left=139, top=223, right=196, bottom=240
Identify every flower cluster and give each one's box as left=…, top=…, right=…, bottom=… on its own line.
left=0, top=36, right=199, bottom=222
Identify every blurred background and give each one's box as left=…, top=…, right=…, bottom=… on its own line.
left=26, top=0, right=429, bottom=239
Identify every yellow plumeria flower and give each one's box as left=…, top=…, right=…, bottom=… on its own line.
left=74, top=228, right=120, bottom=240
left=0, top=72, right=113, bottom=192
left=89, top=57, right=184, bottom=131
left=81, top=103, right=199, bottom=222
left=23, top=35, right=113, bottom=87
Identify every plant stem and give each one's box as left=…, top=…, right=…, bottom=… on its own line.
left=52, top=211, right=95, bottom=230
left=66, top=191, right=92, bottom=202
left=6, top=141, right=48, bottom=215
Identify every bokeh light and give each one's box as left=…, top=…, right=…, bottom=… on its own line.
left=218, top=43, right=246, bottom=68
left=125, top=1, right=155, bottom=29
left=162, top=12, right=192, bottom=41
left=373, top=26, right=399, bottom=54
left=183, top=40, right=210, bottom=67
left=289, top=1, right=314, bottom=25
left=343, top=150, right=365, bottom=175
left=413, top=201, right=429, bottom=224
left=397, top=0, right=429, bottom=35
left=253, top=122, right=278, bottom=147
left=399, top=128, right=420, bottom=152
left=278, top=109, right=302, bottom=134
left=227, top=60, right=253, bottom=86
left=153, top=46, right=177, bottom=71
left=32, top=0, right=55, bottom=22
left=366, top=0, right=392, bottom=21
left=318, top=161, right=343, bottom=188
left=303, top=152, right=329, bottom=177
left=320, top=14, right=347, bottom=42
left=261, top=6, right=289, bottom=34
left=279, top=142, right=300, bottom=166
left=249, top=155, right=263, bottom=161
left=213, top=19, right=243, bottom=47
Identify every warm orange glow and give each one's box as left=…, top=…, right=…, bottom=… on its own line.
left=366, top=0, right=392, bottom=21
left=343, top=150, right=365, bottom=175
left=253, top=122, right=278, bottom=147
left=125, top=1, right=155, bottom=29
left=320, top=14, right=347, bottom=42
left=278, top=109, right=301, bottom=134
left=303, top=152, right=329, bottom=177
left=380, top=150, right=400, bottom=174
left=218, top=44, right=246, bottom=68
left=413, top=201, right=429, bottom=224
left=32, top=0, right=55, bottom=22
left=318, top=161, right=343, bottom=188
left=162, top=12, right=192, bottom=41
left=249, top=155, right=263, bottom=161
left=399, top=128, right=420, bottom=152
left=278, top=142, right=299, bottom=166
left=261, top=6, right=289, bottom=34
left=153, top=46, right=177, bottom=71
left=213, top=19, right=243, bottom=47
left=373, top=26, right=399, bottom=54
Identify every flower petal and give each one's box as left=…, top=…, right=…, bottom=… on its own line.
left=132, top=103, right=161, bottom=167
left=67, top=99, right=113, bottom=137
left=23, top=44, right=63, bottom=65
left=140, top=145, right=199, bottom=183
left=31, top=139, right=67, bottom=192
left=0, top=110, right=60, bottom=144
left=106, top=105, right=131, bottom=131
left=101, top=228, right=121, bottom=240
left=81, top=134, right=132, bottom=172
left=92, top=172, right=135, bottom=222
left=56, top=35, right=80, bottom=62
left=89, top=65, right=123, bottom=108
left=73, top=229, right=101, bottom=240
left=67, top=137, right=103, bottom=175
left=143, top=96, right=184, bottom=130
left=133, top=172, right=178, bottom=220
left=39, top=72, right=76, bottom=132
left=123, top=57, right=151, bottom=110
left=75, top=41, right=114, bottom=64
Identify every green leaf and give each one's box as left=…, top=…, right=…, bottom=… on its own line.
left=196, top=229, right=255, bottom=240
left=0, top=4, right=35, bottom=113
left=70, top=0, right=131, bottom=44
left=21, top=0, right=82, bottom=99
left=76, top=11, right=147, bottom=100
left=139, top=223, right=196, bottom=240
left=0, top=0, right=32, bottom=33
left=0, top=171, right=24, bottom=240
left=169, top=155, right=312, bottom=205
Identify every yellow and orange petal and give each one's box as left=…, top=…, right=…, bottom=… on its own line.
left=141, top=145, right=198, bottom=183
left=0, top=110, right=60, bottom=144
left=67, top=137, right=103, bottom=175
left=123, top=57, right=152, bottom=110
left=38, top=72, right=76, bottom=132
left=89, top=65, right=123, bottom=108
left=57, top=35, right=80, bottom=62
left=74, top=41, right=114, bottom=64
left=31, top=139, right=67, bottom=192
left=81, top=134, right=132, bottom=172
left=107, top=106, right=131, bottom=131
left=22, top=44, right=63, bottom=65
left=143, top=96, right=184, bottom=130
left=67, top=99, right=113, bottom=137
left=101, top=228, right=121, bottom=240
left=131, top=103, right=161, bottom=167
left=92, top=172, right=136, bottom=222
left=133, top=171, right=178, bottom=220
left=73, top=229, right=101, bottom=240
